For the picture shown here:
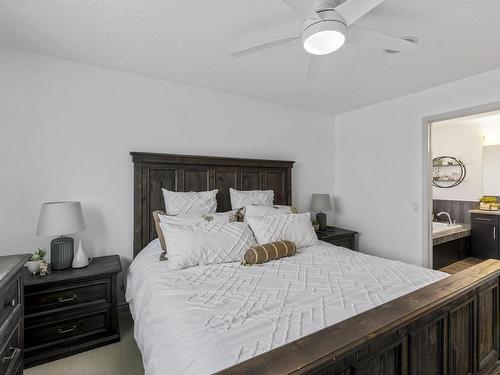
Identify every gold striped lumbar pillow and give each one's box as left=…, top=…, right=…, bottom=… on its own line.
left=242, top=241, right=297, bottom=265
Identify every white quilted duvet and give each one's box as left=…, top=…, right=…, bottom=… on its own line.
left=126, top=239, right=447, bottom=375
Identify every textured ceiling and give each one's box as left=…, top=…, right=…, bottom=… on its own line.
left=1, top=0, right=500, bottom=114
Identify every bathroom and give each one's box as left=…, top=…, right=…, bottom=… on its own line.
left=431, top=110, right=500, bottom=269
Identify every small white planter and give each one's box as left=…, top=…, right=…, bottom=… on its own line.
left=27, top=260, right=41, bottom=275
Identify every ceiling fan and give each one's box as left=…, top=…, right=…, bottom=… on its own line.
left=231, top=0, right=417, bottom=79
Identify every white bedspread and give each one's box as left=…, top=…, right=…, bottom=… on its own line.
left=126, top=239, right=447, bottom=375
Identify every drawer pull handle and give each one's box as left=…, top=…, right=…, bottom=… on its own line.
left=476, top=218, right=492, bottom=221
left=3, top=299, right=16, bottom=308
left=58, top=294, right=78, bottom=303
left=58, top=325, right=77, bottom=334
left=2, top=347, right=17, bottom=363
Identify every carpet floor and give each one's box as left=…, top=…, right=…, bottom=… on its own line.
left=24, top=314, right=144, bottom=375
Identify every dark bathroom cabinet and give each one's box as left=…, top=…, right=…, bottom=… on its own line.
left=471, top=213, right=499, bottom=259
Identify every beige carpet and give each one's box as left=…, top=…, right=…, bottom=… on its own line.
left=25, top=314, right=144, bottom=375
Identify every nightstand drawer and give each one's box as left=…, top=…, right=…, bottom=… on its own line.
left=0, top=322, right=22, bottom=375
left=317, top=227, right=358, bottom=251
left=330, top=238, right=355, bottom=250
left=25, top=279, right=110, bottom=315
left=0, top=278, right=20, bottom=328
left=25, top=309, right=109, bottom=350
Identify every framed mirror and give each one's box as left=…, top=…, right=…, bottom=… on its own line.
left=432, top=156, right=466, bottom=189
left=482, top=145, right=500, bottom=196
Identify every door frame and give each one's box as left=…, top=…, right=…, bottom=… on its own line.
left=421, top=101, right=500, bottom=268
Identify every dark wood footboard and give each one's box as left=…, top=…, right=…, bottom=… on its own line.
left=218, top=259, right=500, bottom=375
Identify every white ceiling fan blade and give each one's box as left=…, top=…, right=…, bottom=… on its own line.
left=231, top=36, right=300, bottom=58
left=281, top=0, right=320, bottom=20
left=347, top=25, right=417, bottom=52
left=334, top=0, right=384, bottom=26
left=307, top=54, right=324, bottom=80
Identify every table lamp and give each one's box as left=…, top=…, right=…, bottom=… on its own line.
left=36, top=201, right=86, bottom=270
left=311, top=194, right=332, bottom=232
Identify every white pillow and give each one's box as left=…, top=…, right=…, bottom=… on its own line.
left=246, top=212, right=317, bottom=248
left=229, top=188, right=274, bottom=209
left=244, top=205, right=296, bottom=218
left=161, top=222, right=256, bottom=270
left=159, top=211, right=236, bottom=225
left=162, top=189, right=218, bottom=215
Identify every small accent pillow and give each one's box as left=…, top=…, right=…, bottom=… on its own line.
left=244, top=204, right=297, bottom=219
left=242, top=241, right=297, bottom=265
left=152, top=210, right=237, bottom=252
left=162, top=189, right=218, bottom=215
left=160, top=222, right=256, bottom=270
left=246, top=212, right=317, bottom=248
left=229, top=188, right=274, bottom=210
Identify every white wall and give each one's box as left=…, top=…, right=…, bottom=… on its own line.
left=431, top=122, right=483, bottom=201
left=334, top=68, right=500, bottom=266
left=483, top=145, right=500, bottom=196
left=0, top=48, right=334, bottom=298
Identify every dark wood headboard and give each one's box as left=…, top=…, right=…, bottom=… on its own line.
left=131, top=152, right=294, bottom=257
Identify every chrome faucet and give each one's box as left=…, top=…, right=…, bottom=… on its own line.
left=436, top=211, right=453, bottom=225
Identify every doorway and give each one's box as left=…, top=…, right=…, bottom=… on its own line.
left=423, top=103, right=500, bottom=269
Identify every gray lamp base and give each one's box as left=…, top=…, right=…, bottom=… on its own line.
left=316, top=212, right=327, bottom=232
left=51, top=236, right=74, bottom=271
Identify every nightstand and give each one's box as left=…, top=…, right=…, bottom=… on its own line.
left=317, top=227, right=358, bottom=250
left=23, top=255, right=121, bottom=368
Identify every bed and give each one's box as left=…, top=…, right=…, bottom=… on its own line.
left=128, top=152, right=500, bottom=375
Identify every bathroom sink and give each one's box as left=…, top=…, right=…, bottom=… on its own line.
left=432, top=221, right=462, bottom=235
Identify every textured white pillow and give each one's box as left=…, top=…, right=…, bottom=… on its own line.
left=244, top=205, right=297, bottom=218
left=162, top=189, right=218, bottom=215
left=161, top=222, right=256, bottom=270
left=229, top=188, right=274, bottom=209
left=246, top=212, right=317, bottom=248
left=159, top=211, right=237, bottom=225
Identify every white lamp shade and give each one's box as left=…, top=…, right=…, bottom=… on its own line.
left=36, top=201, right=86, bottom=236
left=310, top=194, right=332, bottom=212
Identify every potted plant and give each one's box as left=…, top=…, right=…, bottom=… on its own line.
left=27, top=248, right=47, bottom=275
left=312, top=219, right=320, bottom=232
left=480, top=196, right=497, bottom=210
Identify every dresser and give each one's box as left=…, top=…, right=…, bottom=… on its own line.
left=0, top=254, right=31, bottom=375
left=316, top=227, right=358, bottom=250
left=23, top=255, right=121, bottom=368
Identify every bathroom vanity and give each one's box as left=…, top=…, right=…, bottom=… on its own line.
left=432, top=222, right=471, bottom=269
left=470, top=210, right=500, bottom=259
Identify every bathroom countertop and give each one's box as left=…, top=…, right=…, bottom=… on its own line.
left=433, top=224, right=471, bottom=246
left=469, top=209, right=500, bottom=215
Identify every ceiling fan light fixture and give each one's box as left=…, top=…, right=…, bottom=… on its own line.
left=302, top=20, right=346, bottom=55
left=304, top=30, right=345, bottom=55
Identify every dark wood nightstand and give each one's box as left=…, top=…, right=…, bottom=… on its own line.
left=316, top=227, right=358, bottom=250
left=23, top=255, right=121, bottom=368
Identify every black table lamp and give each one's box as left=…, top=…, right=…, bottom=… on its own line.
left=36, top=201, right=86, bottom=270
left=311, top=194, right=332, bottom=232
